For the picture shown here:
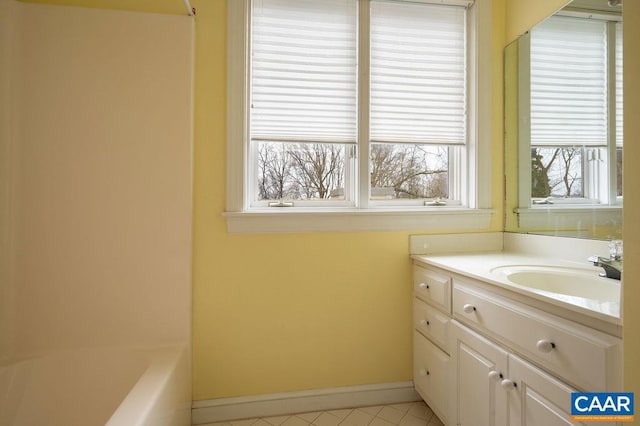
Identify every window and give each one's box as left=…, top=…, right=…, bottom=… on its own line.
left=251, top=0, right=357, bottom=207
left=368, top=1, right=467, bottom=206
left=525, top=14, right=622, bottom=206
left=226, top=0, right=493, bottom=233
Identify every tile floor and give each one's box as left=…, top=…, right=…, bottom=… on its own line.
left=200, top=401, right=444, bottom=426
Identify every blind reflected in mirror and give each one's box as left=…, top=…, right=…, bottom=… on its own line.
left=504, top=0, right=622, bottom=240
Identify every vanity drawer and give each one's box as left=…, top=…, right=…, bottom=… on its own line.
left=453, top=281, right=622, bottom=391
left=413, top=266, right=451, bottom=314
left=414, top=298, right=450, bottom=353
left=413, top=330, right=450, bottom=424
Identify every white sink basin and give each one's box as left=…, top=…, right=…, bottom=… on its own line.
left=490, top=265, right=619, bottom=304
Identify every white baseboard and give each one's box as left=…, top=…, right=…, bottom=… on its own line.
left=191, top=382, right=420, bottom=424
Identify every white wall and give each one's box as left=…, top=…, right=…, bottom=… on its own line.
left=4, top=1, right=193, bottom=358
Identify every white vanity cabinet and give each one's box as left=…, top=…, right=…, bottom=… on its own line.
left=412, top=266, right=452, bottom=424
left=412, top=262, right=623, bottom=426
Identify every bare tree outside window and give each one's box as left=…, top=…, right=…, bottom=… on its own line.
left=258, top=142, right=291, bottom=200
left=370, top=143, right=448, bottom=199
left=257, top=141, right=450, bottom=202
left=531, top=147, right=583, bottom=198
left=257, top=142, right=345, bottom=201
left=289, top=143, right=345, bottom=199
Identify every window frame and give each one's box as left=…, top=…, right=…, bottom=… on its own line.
left=225, top=0, right=493, bottom=233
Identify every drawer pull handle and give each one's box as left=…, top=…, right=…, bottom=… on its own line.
left=488, top=370, right=502, bottom=381
left=463, top=304, right=476, bottom=314
left=419, top=283, right=430, bottom=290
left=420, top=369, right=430, bottom=377
left=419, top=319, right=430, bottom=326
left=536, top=339, right=556, bottom=353
left=500, top=379, right=517, bottom=391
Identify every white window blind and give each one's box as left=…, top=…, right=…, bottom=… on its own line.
left=369, top=1, right=467, bottom=145
left=530, top=15, right=607, bottom=147
left=615, top=21, right=623, bottom=148
left=250, top=0, right=357, bottom=144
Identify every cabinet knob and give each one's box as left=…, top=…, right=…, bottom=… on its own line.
left=419, top=283, right=430, bottom=290
left=488, top=370, right=502, bottom=381
left=419, top=319, right=430, bottom=326
left=500, top=379, right=517, bottom=391
left=463, top=304, right=476, bottom=314
left=420, top=369, right=430, bottom=377
left=536, top=339, right=556, bottom=353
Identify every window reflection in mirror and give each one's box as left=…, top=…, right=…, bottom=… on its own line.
left=504, top=0, right=623, bottom=240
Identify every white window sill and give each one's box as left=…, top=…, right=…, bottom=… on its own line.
left=515, top=205, right=622, bottom=229
left=223, top=208, right=495, bottom=234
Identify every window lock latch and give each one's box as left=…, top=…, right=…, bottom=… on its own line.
left=268, top=201, right=294, bottom=207
left=424, top=199, right=447, bottom=207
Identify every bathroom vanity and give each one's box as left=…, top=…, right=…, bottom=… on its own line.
left=411, top=233, right=623, bottom=426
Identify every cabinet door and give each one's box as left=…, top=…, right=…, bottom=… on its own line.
left=507, top=355, right=618, bottom=426
left=450, top=321, right=509, bottom=426
left=414, top=330, right=450, bottom=424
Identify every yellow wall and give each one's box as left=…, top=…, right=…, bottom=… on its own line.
left=0, top=0, right=14, bottom=363
left=623, top=0, right=640, bottom=408
left=189, top=0, right=505, bottom=400
left=503, top=40, right=519, bottom=233
left=19, top=0, right=186, bottom=14
left=505, top=0, right=568, bottom=43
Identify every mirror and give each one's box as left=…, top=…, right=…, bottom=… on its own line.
left=504, top=0, right=623, bottom=240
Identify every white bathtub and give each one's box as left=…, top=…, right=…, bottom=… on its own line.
left=0, top=345, right=191, bottom=426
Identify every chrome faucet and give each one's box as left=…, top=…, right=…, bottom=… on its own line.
left=588, top=240, right=623, bottom=280
left=589, top=256, right=622, bottom=280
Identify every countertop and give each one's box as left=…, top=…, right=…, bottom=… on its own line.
left=412, top=251, right=622, bottom=328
